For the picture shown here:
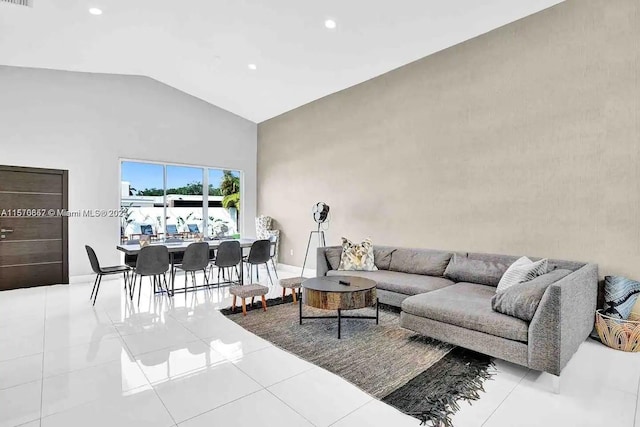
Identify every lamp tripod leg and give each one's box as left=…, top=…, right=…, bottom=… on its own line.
left=301, top=230, right=315, bottom=277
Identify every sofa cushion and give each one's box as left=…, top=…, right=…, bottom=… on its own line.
left=326, top=270, right=454, bottom=296
left=468, top=251, right=585, bottom=273
left=444, top=253, right=510, bottom=287
left=325, top=247, right=343, bottom=270
left=401, top=282, right=529, bottom=342
left=325, top=246, right=398, bottom=271
left=492, top=269, right=572, bottom=321
left=373, top=246, right=396, bottom=270
left=388, top=248, right=453, bottom=276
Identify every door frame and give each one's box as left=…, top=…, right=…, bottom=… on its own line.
left=0, top=165, right=69, bottom=285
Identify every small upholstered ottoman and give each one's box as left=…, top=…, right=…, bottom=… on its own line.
left=229, top=284, right=269, bottom=316
left=279, top=277, right=306, bottom=303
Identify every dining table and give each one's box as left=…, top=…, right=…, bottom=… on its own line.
left=116, top=238, right=256, bottom=295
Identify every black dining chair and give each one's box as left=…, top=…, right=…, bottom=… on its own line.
left=130, top=245, right=171, bottom=304
left=245, top=239, right=274, bottom=286
left=85, top=245, right=132, bottom=306
left=211, top=240, right=242, bottom=288
left=172, top=242, right=210, bottom=293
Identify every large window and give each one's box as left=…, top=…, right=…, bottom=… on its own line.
left=120, top=160, right=241, bottom=241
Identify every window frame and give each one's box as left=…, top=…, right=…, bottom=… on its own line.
left=118, top=158, right=243, bottom=239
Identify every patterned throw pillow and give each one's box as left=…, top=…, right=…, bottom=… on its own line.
left=338, top=238, right=378, bottom=271
left=496, top=256, right=548, bottom=293
left=603, top=276, right=640, bottom=320
left=255, top=215, right=272, bottom=239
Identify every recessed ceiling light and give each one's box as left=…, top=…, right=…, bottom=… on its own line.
left=324, top=19, right=337, bottom=29
left=247, top=63, right=257, bottom=70
left=89, top=8, right=103, bottom=15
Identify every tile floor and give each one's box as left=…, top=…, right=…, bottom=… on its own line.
left=0, top=266, right=638, bottom=427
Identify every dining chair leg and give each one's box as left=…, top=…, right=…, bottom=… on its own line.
left=251, top=296, right=255, bottom=306
left=265, top=264, right=274, bottom=286
left=122, top=271, right=128, bottom=297
left=161, top=274, right=170, bottom=298
left=234, top=266, right=241, bottom=283
left=184, top=269, right=188, bottom=290
left=128, top=273, right=135, bottom=300
left=137, top=274, right=143, bottom=305
left=256, top=264, right=260, bottom=281
left=89, top=274, right=99, bottom=301
left=92, top=274, right=103, bottom=306
left=270, top=258, right=279, bottom=279
left=217, top=268, right=221, bottom=289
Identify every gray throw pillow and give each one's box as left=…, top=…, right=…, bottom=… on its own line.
left=491, top=269, right=573, bottom=321
left=443, top=253, right=509, bottom=287
left=325, top=247, right=342, bottom=270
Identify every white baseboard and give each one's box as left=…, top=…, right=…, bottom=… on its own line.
left=70, top=264, right=316, bottom=285
left=276, top=263, right=317, bottom=277
left=69, top=273, right=120, bottom=284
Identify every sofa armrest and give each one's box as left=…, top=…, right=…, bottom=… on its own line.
left=316, top=247, right=331, bottom=277
left=528, top=263, right=598, bottom=375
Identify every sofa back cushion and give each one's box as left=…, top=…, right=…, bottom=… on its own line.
left=468, top=252, right=585, bottom=272
left=373, top=246, right=396, bottom=270
left=388, top=248, right=452, bottom=277
left=492, top=269, right=573, bottom=321
left=444, top=253, right=510, bottom=287
left=324, top=245, right=397, bottom=271
left=325, top=247, right=343, bottom=270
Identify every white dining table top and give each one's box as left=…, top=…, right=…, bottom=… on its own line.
left=116, top=238, right=256, bottom=255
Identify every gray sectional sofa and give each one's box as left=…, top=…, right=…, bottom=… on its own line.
left=316, top=246, right=598, bottom=376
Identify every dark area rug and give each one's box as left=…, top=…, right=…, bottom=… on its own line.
left=221, top=296, right=494, bottom=427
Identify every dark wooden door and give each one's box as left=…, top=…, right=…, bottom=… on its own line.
left=0, top=165, right=68, bottom=290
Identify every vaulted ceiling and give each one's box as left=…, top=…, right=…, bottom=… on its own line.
left=0, top=0, right=564, bottom=122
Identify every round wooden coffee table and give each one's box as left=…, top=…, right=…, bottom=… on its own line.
left=299, top=276, right=378, bottom=339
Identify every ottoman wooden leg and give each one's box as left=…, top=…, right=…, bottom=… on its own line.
left=261, top=295, right=267, bottom=311
left=232, top=295, right=236, bottom=312
left=292, top=289, right=297, bottom=303
left=282, top=288, right=286, bottom=300
left=241, top=298, right=247, bottom=316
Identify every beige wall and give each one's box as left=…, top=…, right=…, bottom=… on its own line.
left=257, top=0, right=640, bottom=278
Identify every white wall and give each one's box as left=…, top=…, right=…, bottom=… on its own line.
left=0, top=66, right=257, bottom=277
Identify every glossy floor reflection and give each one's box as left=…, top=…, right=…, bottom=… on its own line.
left=0, top=265, right=638, bottom=427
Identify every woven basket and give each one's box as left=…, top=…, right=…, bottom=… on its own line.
left=595, top=310, right=640, bottom=352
